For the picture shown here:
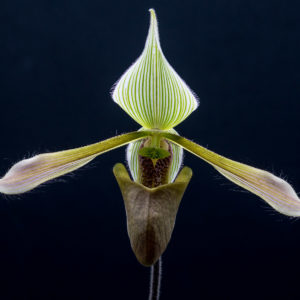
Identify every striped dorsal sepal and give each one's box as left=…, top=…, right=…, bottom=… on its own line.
left=112, top=9, right=199, bottom=130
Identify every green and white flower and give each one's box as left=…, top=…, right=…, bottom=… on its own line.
left=0, top=9, right=299, bottom=237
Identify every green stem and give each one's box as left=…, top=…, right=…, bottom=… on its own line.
left=150, top=133, right=161, bottom=148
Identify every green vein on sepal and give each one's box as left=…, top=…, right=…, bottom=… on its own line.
left=112, top=9, right=199, bottom=130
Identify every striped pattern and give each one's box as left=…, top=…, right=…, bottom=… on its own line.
left=163, top=132, right=300, bottom=217
left=126, top=139, right=143, bottom=181
left=168, top=130, right=184, bottom=183
left=0, top=131, right=149, bottom=194
left=112, top=9, right=198, bottom=130
left=126, top=129, right=183, bottom=183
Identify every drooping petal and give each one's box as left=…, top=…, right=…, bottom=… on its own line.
left=0, top=131, right=149, bottom=194
left=126, top=129, right=183, bottom=183
left=112, top=9, right=199, bottom=130
left=163, top=132, right=300, bottom=217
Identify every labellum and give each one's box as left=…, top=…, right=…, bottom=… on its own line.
left=113, top=163, right=192, bottom=266
left=115, top=131, right=190, bottom=266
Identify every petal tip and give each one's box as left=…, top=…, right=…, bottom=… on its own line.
left=147, top=8, right=160, bottom=50
left=148, top=8, right=156, bottom=18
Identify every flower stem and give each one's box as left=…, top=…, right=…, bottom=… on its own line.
left=148, top=257, right=162, bottom=300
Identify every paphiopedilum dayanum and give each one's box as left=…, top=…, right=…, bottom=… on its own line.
left=0, top=9, right=299, bottom=267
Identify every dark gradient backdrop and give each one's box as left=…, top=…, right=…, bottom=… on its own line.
left=0, top=0, right=300, bottom=299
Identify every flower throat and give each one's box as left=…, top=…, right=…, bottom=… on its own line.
left=138, top=138, right=173, bottom=188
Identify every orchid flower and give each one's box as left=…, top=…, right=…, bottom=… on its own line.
left=0, top=9, right=299, bottom=270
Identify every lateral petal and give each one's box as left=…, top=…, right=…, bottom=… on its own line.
left=163, top=132, right=300, bottom=217
left=0, top=131, right=149, bottom=194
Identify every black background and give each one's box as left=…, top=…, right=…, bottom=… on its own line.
left=0, top=0, right=300, bottom=299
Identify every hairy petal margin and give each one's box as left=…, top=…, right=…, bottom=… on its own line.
left=163, top=132, right=300, bottom=217
left=0, top=131, right=149, bottom=194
